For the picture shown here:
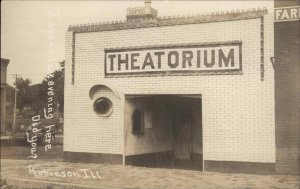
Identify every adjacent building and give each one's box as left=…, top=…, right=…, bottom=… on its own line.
left=274, top=0, right=300, bottom=174
left=1, top=58, right=10, bottom=133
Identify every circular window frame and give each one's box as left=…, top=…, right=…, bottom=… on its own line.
left=93, top=97, right=113, bottom=117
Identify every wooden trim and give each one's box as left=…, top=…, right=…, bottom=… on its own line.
left=104, top=41, right=242, bottom=52
left=204, top=160, right=276, bottom=174
left=125, top=151, right=173, bottom=168
left=64, top=151, right=122, bottom=164
left=105, top=70, right=243, bottom=78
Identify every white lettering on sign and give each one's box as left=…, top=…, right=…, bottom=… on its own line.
left=275, top=6, right=300, bottom=22
left=105, top=42, right=242, bottom=75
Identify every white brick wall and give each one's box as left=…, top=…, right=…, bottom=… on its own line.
left=64, top=12, right=275, bottom=163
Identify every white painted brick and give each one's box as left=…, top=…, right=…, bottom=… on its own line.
left=64, top=12, right=275, bottom=163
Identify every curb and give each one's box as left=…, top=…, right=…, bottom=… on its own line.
left=4, top=178, right=120, bottom=189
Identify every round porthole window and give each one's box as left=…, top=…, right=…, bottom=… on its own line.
left=93, top=97, right=113, bottom=116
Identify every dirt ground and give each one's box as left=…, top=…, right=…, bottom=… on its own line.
left=1, top=159, right=300, bottom=189
left=1, top=139, right=300, bottom=189
left=1, top=137, right=63, bottom=162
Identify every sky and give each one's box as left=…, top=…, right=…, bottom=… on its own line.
left=1, top=0, right=273, bottom=85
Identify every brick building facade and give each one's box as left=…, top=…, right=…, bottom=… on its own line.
left=63, top=1, right=298, bottom=174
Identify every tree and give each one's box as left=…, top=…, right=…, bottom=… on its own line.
left=41, top=60, right=65, bottom=112
left=5, top=85, right=15, bottom=116
left=11, top=61, right=65, bottom=118
left=14, top=77, right=32, bottom=110
left=26, top=83, right=45, bottom=116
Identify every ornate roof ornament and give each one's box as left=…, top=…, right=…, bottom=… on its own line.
left=68, top=7, right=268, bottom=33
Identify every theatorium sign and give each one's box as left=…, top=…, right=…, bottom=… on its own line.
left=105, top=42, right=242, bottom=76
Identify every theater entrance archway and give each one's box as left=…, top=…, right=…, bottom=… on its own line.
left=124, top=95, right=203, bottom=170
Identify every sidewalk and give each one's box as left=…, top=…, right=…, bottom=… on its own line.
left=1, top=159, right=300, bottom=189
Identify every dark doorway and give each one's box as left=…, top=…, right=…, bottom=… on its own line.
left=124, top=95, right=203, bottom=170
left=172, top=98, right=193, bottom=169
left=169, top=96, right=202, bottom=170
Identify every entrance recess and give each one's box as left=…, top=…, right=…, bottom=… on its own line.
left=124, top=95, right=203, bottom=170
left=172, top=98, right=193, bottom=168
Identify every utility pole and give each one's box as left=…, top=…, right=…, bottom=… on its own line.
left=56, top=100, right=59, bottom=118
left=12, top=74, right=21, bottom=132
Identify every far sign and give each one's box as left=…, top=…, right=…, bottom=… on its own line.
left=275, top=6, right=300, bottom=22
